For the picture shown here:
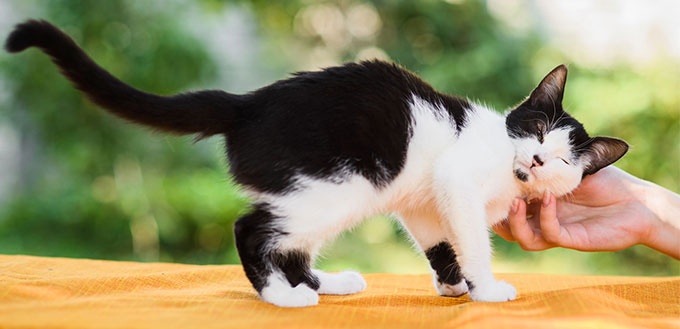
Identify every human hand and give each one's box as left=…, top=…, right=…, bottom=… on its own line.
left=493, top=166, right=680, bottom=258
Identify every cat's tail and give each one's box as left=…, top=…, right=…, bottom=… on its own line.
left=5, top=19, right=242, bottom=138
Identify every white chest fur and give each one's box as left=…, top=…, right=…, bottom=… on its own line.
left=399, top=100, right=520, bottom=226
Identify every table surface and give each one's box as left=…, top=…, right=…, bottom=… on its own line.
left=0, top=255, right=678, bottom=329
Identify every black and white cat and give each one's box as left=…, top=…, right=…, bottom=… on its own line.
left=6, top=20, right=628, bottom=307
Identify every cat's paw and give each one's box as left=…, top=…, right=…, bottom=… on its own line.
left=260, top=278, right=319, bottom=307
left=433, top=275, right=468, bottom=297
left=469, top=280, right=516, bottom=302
left=313, top=270, right=367, bottom=295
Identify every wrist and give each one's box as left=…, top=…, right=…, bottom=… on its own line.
left=636, top=182, right=680, bottom=259
left=643, top=215, right=680, bottom=260
left=632, top=178, right=661, bottom=221
left=640, top=181, right=680, bottom=229
left=602, top=166, right=680, bottom=258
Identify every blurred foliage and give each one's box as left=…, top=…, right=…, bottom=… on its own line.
left=0, top=0, right=677, bottom=276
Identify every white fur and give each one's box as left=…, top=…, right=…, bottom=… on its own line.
left=312, top=269, right=367, bottom=295
left=265, top=174, right=378, bottom=252
left=259, top=272, right=319, bottom=307
left=511, top=127, right=584, bottom=199
left=468, top=279, right=517, bottom=302
left=433, top=273, right=468, bottom=297
left=254, top=95, right=584, bottom=306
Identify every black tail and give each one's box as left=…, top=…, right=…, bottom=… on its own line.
left=5, top=19, right=242, bottom=137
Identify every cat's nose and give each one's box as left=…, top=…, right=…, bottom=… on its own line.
left=532, top=155, right=544, bottom=167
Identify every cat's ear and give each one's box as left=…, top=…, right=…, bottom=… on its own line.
left=529, top=64, right=568, bottom=108
left=580, top=137, right=629, bottom=176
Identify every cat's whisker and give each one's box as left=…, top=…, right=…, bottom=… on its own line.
left=546, top=92, right=559, bottom=129
left=550, top=110, right=567, bottom=131
left=572, top=137, right=596, bottom=149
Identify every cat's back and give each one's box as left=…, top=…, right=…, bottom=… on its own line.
left=240, top=60, right=427, bottom=125
left=225, top=61, right=469, bottom=194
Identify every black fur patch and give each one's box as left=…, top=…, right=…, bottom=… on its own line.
left=233, top=204, right=281, bottom=292
left=234, top=204, right=319, bottom=292
left=514, top=169, right=528, bottom=182
left=424, top=241, right=465, bottom=286
left=271, top=250, right=320, bottom=290
left=506, top=100, right=593, bottom=161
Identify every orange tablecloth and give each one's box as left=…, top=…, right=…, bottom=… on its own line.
left=0, top=255, right=678, bottom=329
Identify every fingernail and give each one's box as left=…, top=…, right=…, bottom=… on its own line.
left=543, top=190, right=551, bottom=207
left=511, top=199, right=519, bottom=214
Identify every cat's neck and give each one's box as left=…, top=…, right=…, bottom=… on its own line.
left=498, top=109, right=544, bottom=200
left=467, top=103, right=525, bottom=188
left=448, top=103, right=521, bottom=224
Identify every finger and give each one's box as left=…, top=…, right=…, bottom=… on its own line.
left=508, top=199, right=533, bottom=242
left=493, top=219, right=516, bottom=242
left=539, top=191, right=568, bottom=246
left=508, top=199, right=551, bottom=251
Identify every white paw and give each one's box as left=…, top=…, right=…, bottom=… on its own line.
left=260, top=274, right=319, bottom=307
left=469, top=280, right=516, bottom=302
left=432, top=273, right=468, bottom=297
left=313, top=269, right=367, bottom=295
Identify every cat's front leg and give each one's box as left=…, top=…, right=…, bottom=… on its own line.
left=433, top=183, right=516, bottom=302
left=399, top=213, right=467, bottom=297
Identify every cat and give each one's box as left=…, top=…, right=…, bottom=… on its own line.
left=5, top=20, right=628, bottom=307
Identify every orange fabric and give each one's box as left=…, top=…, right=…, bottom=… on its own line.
left=0, top=255, right=678, bottom=329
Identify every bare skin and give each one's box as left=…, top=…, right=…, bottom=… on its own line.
left=494, top=166, right=680, bottom=259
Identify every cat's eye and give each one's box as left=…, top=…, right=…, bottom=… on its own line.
left=559, top=157, right=570, bottom=165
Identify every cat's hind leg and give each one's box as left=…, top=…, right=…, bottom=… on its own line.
left=237, top=175, right=376, bottom=305
left=234, top=204, right=320, bottom=307
left=267, top=174, right=375, bottom=297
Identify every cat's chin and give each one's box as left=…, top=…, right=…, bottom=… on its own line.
left=518, top=183, right=557, bottom=201
left=514, top=168, right=582, bottom=200
left=522, top=184, right=578, bottom=201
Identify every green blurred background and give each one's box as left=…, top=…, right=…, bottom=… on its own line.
left=0, top=0, right=677, bottom=276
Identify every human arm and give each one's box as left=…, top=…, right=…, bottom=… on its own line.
left=493, top=166, right=680, bottom=259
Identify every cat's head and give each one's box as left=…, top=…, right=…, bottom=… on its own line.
left=506, top=65, right=628, bottom=198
